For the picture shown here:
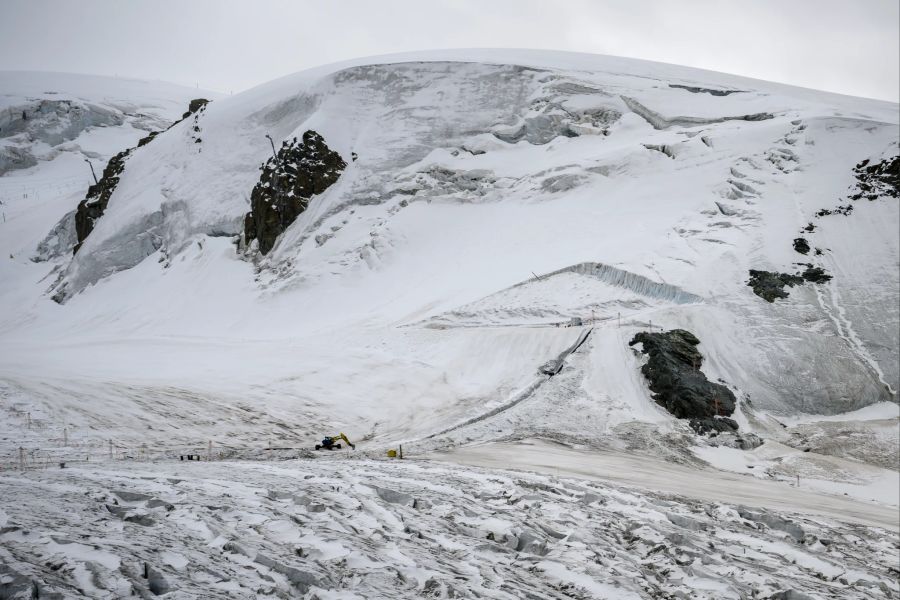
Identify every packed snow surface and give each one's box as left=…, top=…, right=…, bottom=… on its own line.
left=0, top=51, right=898, bottom=598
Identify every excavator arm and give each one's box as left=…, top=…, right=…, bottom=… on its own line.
left=335, top=432, right=356, bottom=450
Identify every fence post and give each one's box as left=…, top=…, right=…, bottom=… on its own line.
left=18, top=447, right=25, bottom=471
left=109, top=439, right=113, bottom=460
left=208, top=440, right=212, bottom=461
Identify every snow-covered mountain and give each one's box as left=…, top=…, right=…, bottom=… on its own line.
left=1, top=51, right=898, bottom=599
left=3, top=50, right=896, bottom=444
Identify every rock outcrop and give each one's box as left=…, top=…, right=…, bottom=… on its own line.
left=182, top=98, right=209, bottom=119
left=747, top=266, right=832, bottom=302
left=73, top=147, right=133, bottom=253
left=849, top=155, right=899, bottom=201
left=629, top=329, right=737, bottom=434
left=747, top=270, right=805, bottom=302
left=244, top=130, right=346, bottom=255
left=793, top=237, right=810, bottom=255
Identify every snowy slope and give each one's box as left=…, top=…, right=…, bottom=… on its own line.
left=0, top=52, right=897, bottom=490
left=1, top=52, right=898, bottom=600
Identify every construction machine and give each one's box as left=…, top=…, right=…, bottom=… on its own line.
left=315, top=432, right=355, bottom=451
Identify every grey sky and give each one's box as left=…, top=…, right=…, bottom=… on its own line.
left=1, top=0, right=897, bottom=102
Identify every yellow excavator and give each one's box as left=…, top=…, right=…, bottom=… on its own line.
left=315, top=432, right=355, bottom=451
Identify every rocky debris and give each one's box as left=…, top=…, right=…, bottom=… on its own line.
left=181, top=98, right=209, bottom=120
left=798, top=264, right=832, bottom=284
left=849, top=155, right=899, bottom=201
left=748, top=265, right=832, bottom=302
left=73, top=147, right=133, bottom=253
left=815, top=204, right=853, bottom=217
left=629, top=329, right=737, bottom=434
left=244, top=130, right=346, bottom=255
left=668, top=84, right=745, bottom=96
left=185, top=100, right=208, bottom=146
left=747, top=270, right=805, bottom=302
left=793, top=237, right=810, bottom=254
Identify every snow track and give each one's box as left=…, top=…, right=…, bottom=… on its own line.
left=420, top=329, right=592, bottom=441
left=432, top=440, right=900, bottom=530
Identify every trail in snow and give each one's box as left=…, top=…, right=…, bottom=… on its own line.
left=418, top=329, right=592, bottom=441
left=430, top=439, right=900, bottom=530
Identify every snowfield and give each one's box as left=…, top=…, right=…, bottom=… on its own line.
left=0, top=50, right=898, bottom=598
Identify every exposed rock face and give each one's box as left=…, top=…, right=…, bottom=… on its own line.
left=798, top=264, right=832, bottom=284
left=747, top=270, right=805, bottom=302
left=793, top=237, right=810, bottom=255
left=244, top=130, right=346, bottom=255
left=747, top=266, right=832, bottom=302
left=815, top=204, right=853, bottom=217
left=73, top=147, right=133, bottom=253
left=849, top=156, right=899, bottom=200
left=182, top=98, right=209, bottom=119
left=629, top=329, right=737, bottom=434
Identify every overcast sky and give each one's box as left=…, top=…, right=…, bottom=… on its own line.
left=1, top=0, right=897, bottom=102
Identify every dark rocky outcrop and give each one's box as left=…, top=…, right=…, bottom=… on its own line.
left=748, top=265, right=832, bottom=302
left=849, top=156, right=899, bottom=201
left=244, top=130, right=346, bottom=255
left=747, top=270, right=804, bottom=302
left=792, top=237, right=810, bottom=255
left=629, top=329, right=737, bottom=434
left=73, top=147, right=133, bottom=253
left=815, top=204, right=853, bottom=217
left=798, top=264, right=832, bottom=284
left=182, top=98, right=210, bottom=119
